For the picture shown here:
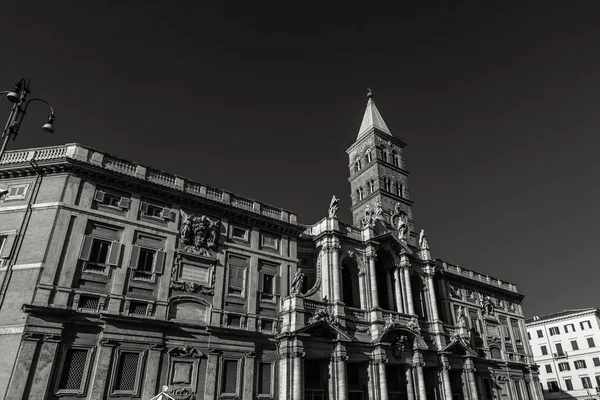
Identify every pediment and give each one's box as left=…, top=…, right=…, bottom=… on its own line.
left=442, top=335, right=478, bottom=357
left=297, top=319, right=351, bottom=341
left=375, top=232, right=414, bottom=256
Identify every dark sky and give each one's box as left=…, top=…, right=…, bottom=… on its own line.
left=2, top=1, right=599, bottom=318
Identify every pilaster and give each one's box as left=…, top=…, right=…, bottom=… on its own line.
left=89, top=339, right=117, bottom=400
left=142, top=344, right=164, bottom=399
left=5, top=333, right=41, bottom=398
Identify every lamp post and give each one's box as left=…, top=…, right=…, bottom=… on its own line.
left=0, top=78, right=55, bottom=161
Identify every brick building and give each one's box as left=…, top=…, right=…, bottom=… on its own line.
left=0, top=93, right=542, bottom=399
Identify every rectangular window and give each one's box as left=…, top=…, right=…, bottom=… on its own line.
left=228, top=314, right=241, bottom=328
left=261, top=274, right=275, bottom=301
left=128, top=244, right=166, bottom=280
left=220, top=359, right=240, bottom=396
left=574, top=360, right=587, bottom=369
left=4, top=184, right=29, bottom=200
left=547, top=381, right=559, bottom=392
left=78, top=295, right=100, bottom=312
left=140, top=201, right=172, bottom=220
left=231, top=225, right=249, bottom=241
left=587, top=337, right=595, bottom=348
left=541, top=345, right=548, bottom=355
left=261, top=319, right=274, bottom=332
left=545, top=364, right=552, bottom=373
left=582, top=376, right=592, bottom=389
left=580, top=320, right=592, bottom=330
left=537, top=330, right=543, bottom=338
left=260, top=232, right=279, bottom=251
left=257, top=362, right=272, bottom=396
left=56, top=347, right=93, bottom=395
left=558, top=362, right=570, bottom=371
left=565, top=378, right=573, bottom=390
left=556, top=343, right=564, bottom=356
left=113, top=352, right=141, bottom=394
left=593, top=357, right=600, bottom=367
left=79, top=235, right=122, bottom=274
left=129, top=301, right=148, bottom=316
left=227, top=255, right=248, bottom=297
left=549, top=326, right=560, bottom=336
left=564, top=323, right=575, bottom=333
left=571, top=340, right=579, bottom=351
left=596, top=375, right=600, bottom=388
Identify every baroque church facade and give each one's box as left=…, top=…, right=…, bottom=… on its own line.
left=0, top=93, right=541, bottom=400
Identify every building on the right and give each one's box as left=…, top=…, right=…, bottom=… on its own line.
left=526, top=308, right=600, bottom=398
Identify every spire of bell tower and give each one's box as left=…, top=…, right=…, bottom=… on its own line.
left=346, top=89, right=415, bottom=243
left=357, top=89, right=392, bottom=139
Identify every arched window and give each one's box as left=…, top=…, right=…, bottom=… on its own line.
left=383, top=178, right=391, bottom=192
left=397, top=183, right=403, bottom=197
left=392, top=152, right=399, bottom=167
left=355, top=160, right=362, bottom=172
left=358, top=187, right=364, bottom=201
left=368, top=180, right=375, bottom=194
left=382, top=149, right=388, bottom=163
left=366, top=150, right=372, bottom=164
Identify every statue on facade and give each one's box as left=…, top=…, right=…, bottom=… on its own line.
left=374, top=201, right=383, bottom=219
left=180, top=210, right=220, bottom=255
left=328, top=195, right=339, bottom=218
left=456, top=306, right=466, bottom=328
left=418, top=229, right=429, bottom=250
left=482, top=296, right=495, bottom=317
left=390, top=203, right=409, bottom=241
left=290, top=269, right=305, bottom=296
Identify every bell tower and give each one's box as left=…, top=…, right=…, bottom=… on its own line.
left=346, top=90, right=415, bottom=238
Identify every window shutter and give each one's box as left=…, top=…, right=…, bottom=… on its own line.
left=140, top=202, right=148, bottom=215
left=258, top=272, right=264, bottom=292
left=79, top=235, right=94, bottom=261
left=154, top=250, right=166, bottom=274
left=119, top=197, right=130, bottom=209
left=107, top=242, right=123, bottom=266
left=128, top=245, right=141, bottom=269
left=275, top=275, right=281, bottom=294
left=160, top=207, right=172, bottom=220
left=0, top=234, right=17, bottom=259
left=94, top=190, right=105, bottom=202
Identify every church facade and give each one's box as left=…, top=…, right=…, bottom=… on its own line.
left=0, top=93, right=542, bottom=399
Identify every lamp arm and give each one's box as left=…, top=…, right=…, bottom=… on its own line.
left=23, top=98, right=54, bottom=115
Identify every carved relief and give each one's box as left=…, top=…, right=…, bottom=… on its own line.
left=390, top=203, right=409, bottom=241
left=290, top=269, right=305, bottom=297
left=168, top=345, right=203, bottom=358
left=448, top=284, right=462, bottom=299
left=180, top=210, right=220, bottom=255
left=308, top=307, right=333, bottom=325
left=167, top=388, right=196, bottom=400
left=328, top=195, right=339, bottom=218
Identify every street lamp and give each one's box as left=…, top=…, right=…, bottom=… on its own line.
left=0, top=78, right=55, bottom=160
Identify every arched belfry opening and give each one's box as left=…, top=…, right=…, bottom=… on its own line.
left=341, top=257, right=360, bottom=308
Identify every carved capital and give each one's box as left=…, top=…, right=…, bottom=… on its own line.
left=245, top=351, right=257, bottom=358
left=291, top=351, right=305, bottom=359
left=411, top=361, right=425, bottom=369
left=207, top=348, right=222, bottom=356
left=422, top=265, right=436, bottom=277
left=330, top=243, right=341, bottom=252
left=331, top=354, right=349, bottom=362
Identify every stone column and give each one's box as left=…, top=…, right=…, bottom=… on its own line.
left=142, top=344, right=164, bottom=398
left=329, top=360, right=336, bottom=400
left=414, top=362, right=427, bottom=400
left=424, top=266, right=439, bottom=321
left=358, top=271, right=367, bottom=309
left=334, top=344, right=348, bottom=400
left=403, top=266, right=415, bottom=315
left=368, top=252, right=379, bottom=309
left=292, top=351, right=304, bottom=400
left=464, top=358, right=479, bottom=400
left=378, top=360, right=389, bottom=400
left=331, top=243, right=342, bottom=303
left=204, top=349, right=220, bottom=400
left=393, top=267, right=404, bottom=313
left=321, top=244, right=331, bottom=301
left=440, top=356, right=453, bottom=400
left=406, top=365, right=416, bottom=400
left=243, top=351, right=256, bottom=400
left=90, top=340, right=117, bottom=400
left=5, top=333, right=41, bottom=398
left=385, top=269, right=394, bottom=311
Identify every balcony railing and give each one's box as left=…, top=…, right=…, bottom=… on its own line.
left=345, top=306, right=366, bottom=321
left=0, top=144, right=298, bottom=225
